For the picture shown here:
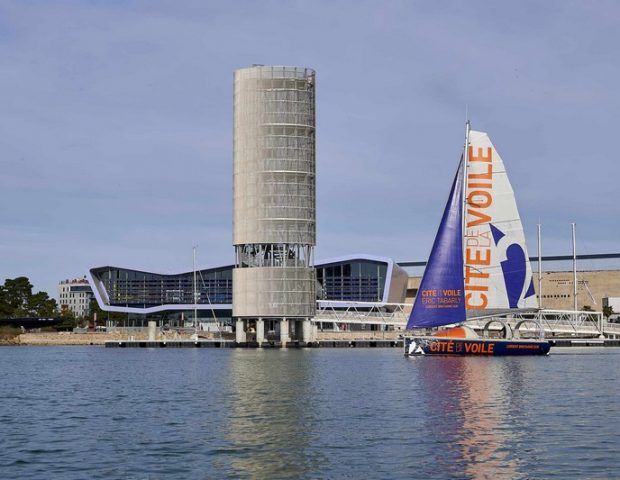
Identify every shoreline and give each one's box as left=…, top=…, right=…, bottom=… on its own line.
left=4, top=331, right=620, bottom=349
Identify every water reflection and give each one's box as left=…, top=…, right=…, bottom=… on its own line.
left=1, top=348, right=619, bottom=479
left=416, top=357, right=528, bottom=479
left=220, top=350, right=324, bottom=479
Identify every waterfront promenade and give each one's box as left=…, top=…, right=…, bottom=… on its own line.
left=8, top=329, right=620, bottom=348
left=9, top=329, right=403, bottom=346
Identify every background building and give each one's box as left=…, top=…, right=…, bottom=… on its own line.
left=58, top=277, right=93, bottom=318
left=232, top=65, right=316, bottom=344
left=404, top=254, right=620, bottom=314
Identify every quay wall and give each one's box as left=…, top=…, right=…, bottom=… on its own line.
left=14, top=330, right=402, bottom=346
left=16, top=330, right=200, bottom=346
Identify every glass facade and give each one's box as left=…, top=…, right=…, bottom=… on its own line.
left=92, top=266, right=233, bottom=308
left=316, top=260, right=387, bottom=303
left=90, top=257, right=397, bottom=311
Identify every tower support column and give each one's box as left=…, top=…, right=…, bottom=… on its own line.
left=256, top=318, right=265, bottom=345
left=302, top=318, right=313, bottom=343
left=236, top=319, right=246, bottom=344
left=280, top=318, right=289, bottom=346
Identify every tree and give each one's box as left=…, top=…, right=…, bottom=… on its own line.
left=0, top=277, right=33, bottom=317
left=57, top=307, right=78, bottom=330
left=0, top=287, right=11, bottom=318
left=0, top=277, right=59, bottom=318
left=603, top=305, right=614, bottom=320
left=28, top=291, right=57, bottom=317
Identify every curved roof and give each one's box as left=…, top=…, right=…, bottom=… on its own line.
left=88, top=254, right=407, bottom=313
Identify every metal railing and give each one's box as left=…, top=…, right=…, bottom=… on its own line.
left=314, top=302, right=619, bottom=338
left=315, top=301, right=408, bottom=328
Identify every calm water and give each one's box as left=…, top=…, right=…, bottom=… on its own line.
left=1, top=347, right=619, bottom=479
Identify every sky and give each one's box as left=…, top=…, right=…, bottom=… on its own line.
left=1, top=0, right=619, bottom=297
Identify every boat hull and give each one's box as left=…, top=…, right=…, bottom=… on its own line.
left=404, top=336, right=550, bottom=356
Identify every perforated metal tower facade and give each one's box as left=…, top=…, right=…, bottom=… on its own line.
left=233, top=65, right=316, bottom=319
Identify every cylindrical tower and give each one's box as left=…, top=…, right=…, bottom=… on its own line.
left=233, top=65, right=316, bottom=325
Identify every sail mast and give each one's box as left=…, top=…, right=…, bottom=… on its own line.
left=572, top=223, right=578, bottom=312
left=538, top=223, right=543, bottom=309
left=461, top=121, right=470, bottom=297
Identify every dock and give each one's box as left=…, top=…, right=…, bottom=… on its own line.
left=548, top=338, right=620, bottom=347
left=105, top=338, right=620, bottom=349
left=105, top=339, right=403, bottom=348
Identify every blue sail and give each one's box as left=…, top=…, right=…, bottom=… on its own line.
left=406, top=159, right=465, bottom=329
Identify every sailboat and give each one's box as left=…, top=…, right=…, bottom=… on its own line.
left=404, top=122, right=550, bottom=356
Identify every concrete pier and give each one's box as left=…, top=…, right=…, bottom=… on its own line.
left=302, top=319, right=313, bottom=343
left=256, top=318, right=265, bottom=345
left=103, top=337, right=620, bottom=349
left=235, top=319, right=246, bottom=343
left=280, top=318, right=289, bottom=347
left=105, top=339, right=404, bottom=348
left=148, top=321, right=157, bottom=341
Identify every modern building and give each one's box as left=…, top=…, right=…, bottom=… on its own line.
left=88, top=253, right=620, bottom=328
left=232, top=65, right=317, bottom=344
left=58, top=277, right=94, bottom=318
left=88, top=255, right=408, bottom=328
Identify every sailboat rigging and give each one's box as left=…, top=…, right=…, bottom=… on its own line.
left=404, top=122, right=550, bottom=356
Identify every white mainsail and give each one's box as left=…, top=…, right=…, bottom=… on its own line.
left=463, top=130, right=538, bottom=313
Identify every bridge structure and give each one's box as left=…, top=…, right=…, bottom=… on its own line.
left=314, top=301, right=620, bottom=339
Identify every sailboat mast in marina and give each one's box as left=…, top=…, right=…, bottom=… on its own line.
left=404, top=122, right=549, bottom=356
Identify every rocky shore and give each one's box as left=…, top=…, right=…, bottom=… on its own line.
left=0, top=334, right=20, bottom=345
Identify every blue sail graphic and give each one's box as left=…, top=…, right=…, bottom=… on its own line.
left=501, top=243, right=528, bottom=308
left=406, top=159, right=465, bottom=329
